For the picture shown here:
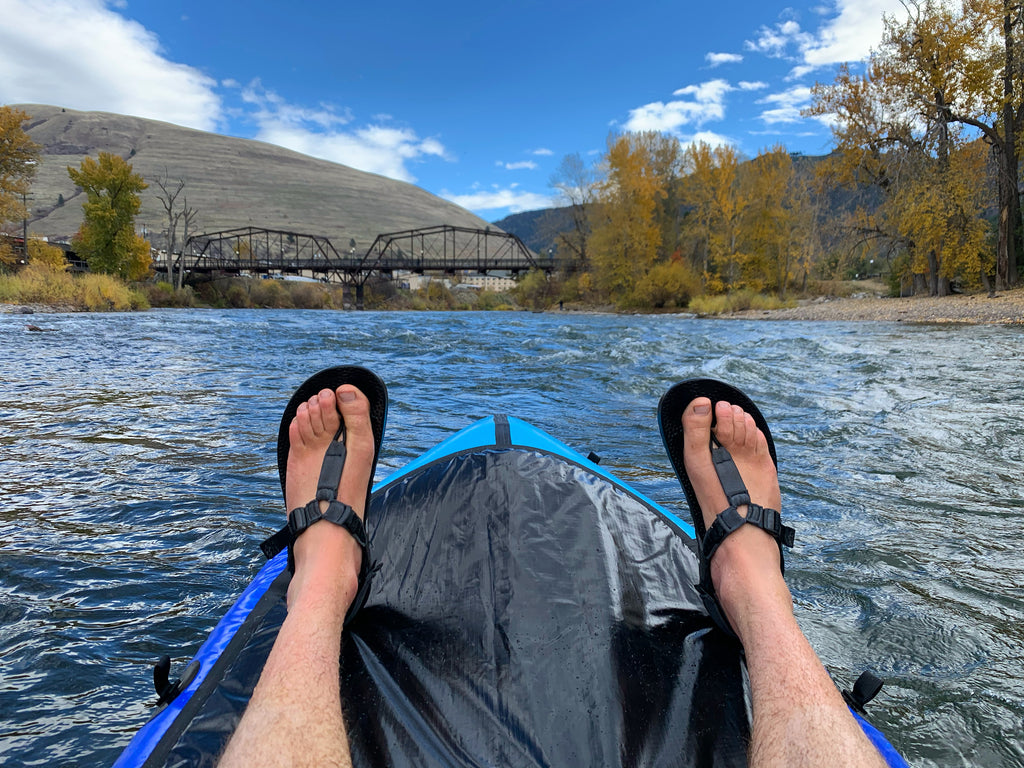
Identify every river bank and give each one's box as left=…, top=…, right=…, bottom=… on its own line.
left=725, top=288, right=1024, bottom=324
left=7, top=287, right=1024, bottom=324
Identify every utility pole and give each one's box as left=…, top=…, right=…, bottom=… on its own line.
left=22, top=192, right=28, bottom=259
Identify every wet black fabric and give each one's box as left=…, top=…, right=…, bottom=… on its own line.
left=153, top=447, right=751, bottom=767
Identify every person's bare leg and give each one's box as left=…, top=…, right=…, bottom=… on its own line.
left=682, top=398, right=887, bottom=768
left=220, top=385, right=375, bottom=768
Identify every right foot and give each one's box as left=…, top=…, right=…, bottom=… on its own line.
left=283, top=385, right=376, bottom=613
left=681, top=397, right=794, bottom=643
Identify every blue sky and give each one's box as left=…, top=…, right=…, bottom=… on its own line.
left=0, top=0, right=904, bottom=221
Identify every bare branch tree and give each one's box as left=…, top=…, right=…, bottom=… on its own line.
left=549, top=152, right=597, bottom=271
left=153, top=172, right=185, bottom=285
left=178, top=197, right=198, bottom=290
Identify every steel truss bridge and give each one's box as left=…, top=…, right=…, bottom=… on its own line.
left=160, top=225, right=548, bottom=307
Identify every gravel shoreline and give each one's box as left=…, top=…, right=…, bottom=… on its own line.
left=6, top=289, right=1024, bottom=324
left=725, top=288, right=1024, bottom=325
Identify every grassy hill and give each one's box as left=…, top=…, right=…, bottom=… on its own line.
left=14, top=104, right=495, bottom=250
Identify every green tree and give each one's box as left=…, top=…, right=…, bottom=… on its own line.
left=68, top=152, right=151, bottom=280
left=631, top=257, right=701, bottom=308
left=0, top=106, right=41, bottom=227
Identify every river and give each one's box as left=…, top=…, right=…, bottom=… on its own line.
left=1, top=309, right=1022, bottom=767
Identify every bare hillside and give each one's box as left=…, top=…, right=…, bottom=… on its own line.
left=14, top=104, right=494, bottom=249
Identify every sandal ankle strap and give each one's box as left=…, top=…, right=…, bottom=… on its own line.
left=287, top=498, right=368, bottom=550
left=701, top=504, right=795, bottom=564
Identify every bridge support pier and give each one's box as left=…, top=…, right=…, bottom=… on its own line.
left=355, top=282, right=364, bottom=310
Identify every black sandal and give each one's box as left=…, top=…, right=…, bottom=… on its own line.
left=260, top=366, right=388, bottom=626
left=658, top=378, right=794, bottom=639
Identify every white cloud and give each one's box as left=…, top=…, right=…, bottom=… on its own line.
left=802, top=0, right=906, bottom=67
left=739, top=81, right=769, bottom=91
left=530, top=148, right=554, bottom=156
left=706, top=52, right=743, bottom=67
left=758, top=86, right=814, bottom=124
left=241, top=80, right=352, bottom=130
left=240, top=82, right=447, bottom=182
left=745, top=19, right=814, bottom=58
left=0, top=0, right=221, bottom=131
left=673, top=79, right=734, bottom=102
left=743, top=2, right=906, bottom=78
left=681, top=130, right=738, bottom=150
left=625, top=79, right=733, bottom=133
left=500, top=160, right=538, bottom=171
left=786, top=64, right=818, bottom=81
left=441, top=186, right=554, bottom=214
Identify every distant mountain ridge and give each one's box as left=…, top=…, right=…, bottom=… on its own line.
left=492, top=207, right=576, bottom=255
left=13, top=104, right=496, bottom=249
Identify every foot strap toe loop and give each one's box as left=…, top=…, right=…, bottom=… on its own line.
left=711, top=441, right=751, bottom=508
left=315, top=437, right=347, bottom=502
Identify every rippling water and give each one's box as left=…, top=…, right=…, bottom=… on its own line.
left=2, top=309, right=1023, bottom=767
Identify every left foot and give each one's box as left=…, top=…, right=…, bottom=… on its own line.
left=283, top=385, right=375, bottom=613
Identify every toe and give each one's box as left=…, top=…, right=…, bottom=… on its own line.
left=682, top=396, right=714, bottom=455
left=305, top=393, right=326, bottom=436
left=742, top=412, right=760, bottom=453
left=293, top=402, right=313, bottom=447
left=314, top=389, right=340, bottom=437
left=682, top=396, right=732, bottom=529
left=713, top=401, right=735, bottom=445
left=335, top=385, right=373, bottom=451
left=333, top=384, right=375, bottom=518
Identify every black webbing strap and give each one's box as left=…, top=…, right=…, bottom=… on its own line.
left=259, top=498, right=368, bottom=559
left=494, top=414, right=511, bottom=448
left=316, top=439, right=348, bottom=503
left=260, top=526, right=290, bottom=560
left=711, top=441, right=750, bottom=507
left=701, top=504, right=795, bottom=563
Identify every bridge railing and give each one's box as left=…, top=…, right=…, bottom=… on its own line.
left=180, top=224, right=550, bottom=282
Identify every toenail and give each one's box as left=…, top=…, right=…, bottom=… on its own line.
left=339, top=390, right=356, bottom=402
left=694, top=403, right=711, bottom=415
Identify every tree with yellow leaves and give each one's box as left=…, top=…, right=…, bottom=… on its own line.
left=739, top=146, right=810, bottom=297
left=0, top=106, right=42, bottom=238
left=68, top=152, right=151, bottom=281
left=588, top=132, right=681, bottom=303
left=888, top=141, right=993, bottom=292
left=809, top=0, right=1014, bottom=291
left=681, top=142, right=747, bottom=293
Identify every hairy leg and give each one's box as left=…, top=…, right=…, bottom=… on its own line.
left=219, top=385, right=375, bottom=768
left=682, top=398, right=887, bottom=768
